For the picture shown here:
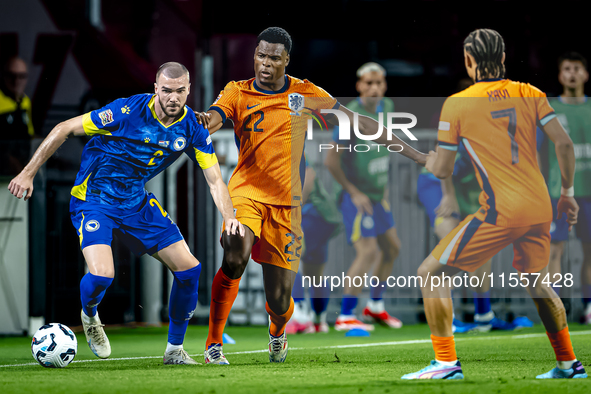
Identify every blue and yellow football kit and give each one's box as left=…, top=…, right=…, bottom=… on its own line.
left=70, top=94, right=217, bottom=255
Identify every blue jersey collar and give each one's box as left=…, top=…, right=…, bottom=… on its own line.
left=253, top=75, right=290, bottom=94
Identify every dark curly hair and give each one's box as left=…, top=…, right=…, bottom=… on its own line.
left=257, top=27, right=292, bottom=54
left=463, top=29, right=505, bottom=80
left=558, top=51, right=587, bottom=70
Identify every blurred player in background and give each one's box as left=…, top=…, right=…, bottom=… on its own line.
left=286, top=160, right=342, bottom=334
left=8, top=62, right=243, bottom=365
left=417, top=79, right=532, bottom=333
left=325, top=62, right=402, bottom=331
left=0, top=56, right=35, bottom=175
left=196, top=28, right=426, bottom=364
left=403, top=29, right=586, bottom=380
left=537, top=52, right=591, bottom=324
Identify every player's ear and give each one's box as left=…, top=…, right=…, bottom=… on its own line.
left=584, top=69, right=589, bottom=84
left=154, top=83, right=158, bottom=94
left=285, top=53, right=290, bottom=67
left=355, top=80, right=362, bottom=94
left=501, top=52, right=506, bottom=64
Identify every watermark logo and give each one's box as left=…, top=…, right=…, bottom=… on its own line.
left=305, top=109, right=418, bottom=152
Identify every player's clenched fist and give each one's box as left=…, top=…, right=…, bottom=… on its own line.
left=8, top=171, right=34, bottom=200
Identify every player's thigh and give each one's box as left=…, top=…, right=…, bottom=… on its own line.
left=82, top=244, right=115, bottom=278
left=253, top=204, right=302, bottom=273
left=431, top=215, right=514, bottom=273
left=152, top=239, right=199, bottom=272
left=512, top=221, right=551, bottom=274
left=548, top=241, right=565, bottom=276
left=435, top=217, right=460, bottom=240
left=352, top=235, right=380, bottom=262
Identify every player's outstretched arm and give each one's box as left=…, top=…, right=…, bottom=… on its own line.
left=335, top=104, right=428, bottom=166
left=425, top=146, right=456, bottom=179
left=541, top=117, right=578, bottom=229
left=324, top=146, right=373, bottom=215
left=202, top=162, right=245, bottom=236
left=436, top=177, right=460, bottom=218
left=194, top=110, right=224, bottom=135
left=8, top=115, right=86, bottom=201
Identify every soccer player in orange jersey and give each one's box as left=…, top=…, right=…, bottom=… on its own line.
left=402, top=29, right=587, bottom=380
left=196, top=27, right=427, bottom=364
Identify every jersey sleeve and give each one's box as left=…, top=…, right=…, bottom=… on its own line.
left=187, top=118, right=218, bottom=170
left=209, top=81, right=240, bottom=124
left=307, top=83, right=340, bottom=111
left=437, top=97, right=461, bottom=151
left=82, top=98, right=129, bottom=136
left=527, top=84, right=556, bottom=126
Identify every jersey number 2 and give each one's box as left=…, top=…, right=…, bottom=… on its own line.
left=243, top=111, right=264, bottom=132
left=491, top=108, right=518, bottom=164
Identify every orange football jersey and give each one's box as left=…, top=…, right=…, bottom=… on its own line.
left=438, top=79, right=555, bottom=227
left=210, top=75, right=338, bottom=206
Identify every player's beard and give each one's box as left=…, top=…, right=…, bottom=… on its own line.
left=160, top=100, right=181, bottom=118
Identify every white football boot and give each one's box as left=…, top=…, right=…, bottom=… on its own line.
left=81, top=309, right=111, bottom=359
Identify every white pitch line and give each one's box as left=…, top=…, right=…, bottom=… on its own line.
left=2, top=330, right=590, bottom=369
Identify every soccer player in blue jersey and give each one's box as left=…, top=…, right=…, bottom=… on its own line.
left=8, top=62, right=244, bottom=365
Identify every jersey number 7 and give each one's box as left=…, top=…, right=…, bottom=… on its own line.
left=491, top=108, right=518, bottom=164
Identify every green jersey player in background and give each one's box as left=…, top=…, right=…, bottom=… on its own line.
left=537, top=52, right=591, bottom=324
left=325, top=62, right=402, bottom=331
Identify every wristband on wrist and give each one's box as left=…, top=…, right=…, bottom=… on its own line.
left=561, top=186, right=574, bottom=197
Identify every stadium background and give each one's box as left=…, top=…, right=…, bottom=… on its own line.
left=0, top=0, right=589, bottom=335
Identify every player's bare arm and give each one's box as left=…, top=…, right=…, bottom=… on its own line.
left=8, top=115, right=87, bottom=200
left=425, top=146, right=456, bottom=179
left=202, top=162, right=245, bottom=237
left=195, top=110, right=224, bottom=134
left=334, top=104, right=428, bottom=166
left=541, top=117, right=578, bottom=229
left=324, top=146, right=373, bottom=215
left=436, top=177, right=460, bottom=218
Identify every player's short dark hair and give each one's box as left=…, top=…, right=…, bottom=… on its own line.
left=156, top=62, right=189, bottom=83
left=463, top=29, right=505, bottom=80
left=257, top=27, right=292, bottom=54
left=558, top=51, right=587, bottom=70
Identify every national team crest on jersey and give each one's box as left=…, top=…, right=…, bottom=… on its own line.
left=98, top=110, right=114, bottom=126
left=173, top=137, right=187, bottom=151
left=289, top=93, right=304, bottom=115
left=85, top=220, right=100, bottom=232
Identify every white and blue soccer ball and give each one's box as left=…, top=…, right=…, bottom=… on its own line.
left=31, top=323, right=78, bottom=368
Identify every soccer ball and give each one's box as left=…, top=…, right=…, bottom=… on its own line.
left=31, top=323, right=78, bottom=368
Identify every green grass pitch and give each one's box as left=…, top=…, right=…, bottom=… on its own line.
left=1, top=324, right=590, bottom=393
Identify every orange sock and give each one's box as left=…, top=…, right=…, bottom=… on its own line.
left=431, top=334, right=457, bottom=362
left=547, top=327, right=576, bottom=361
left=266, top=298, right=294, bottom=337
left=206, top=269, right=240, bottom=348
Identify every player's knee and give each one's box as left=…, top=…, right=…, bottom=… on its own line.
left=267, top=293, right=291, bottom=315
left=92, top=265, right=115, bottom=278
left=222, top=250, right=248, bottom=276
left=356, top=243, right=380, bottom=263
left=382, top=240, right=401, bottom=263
